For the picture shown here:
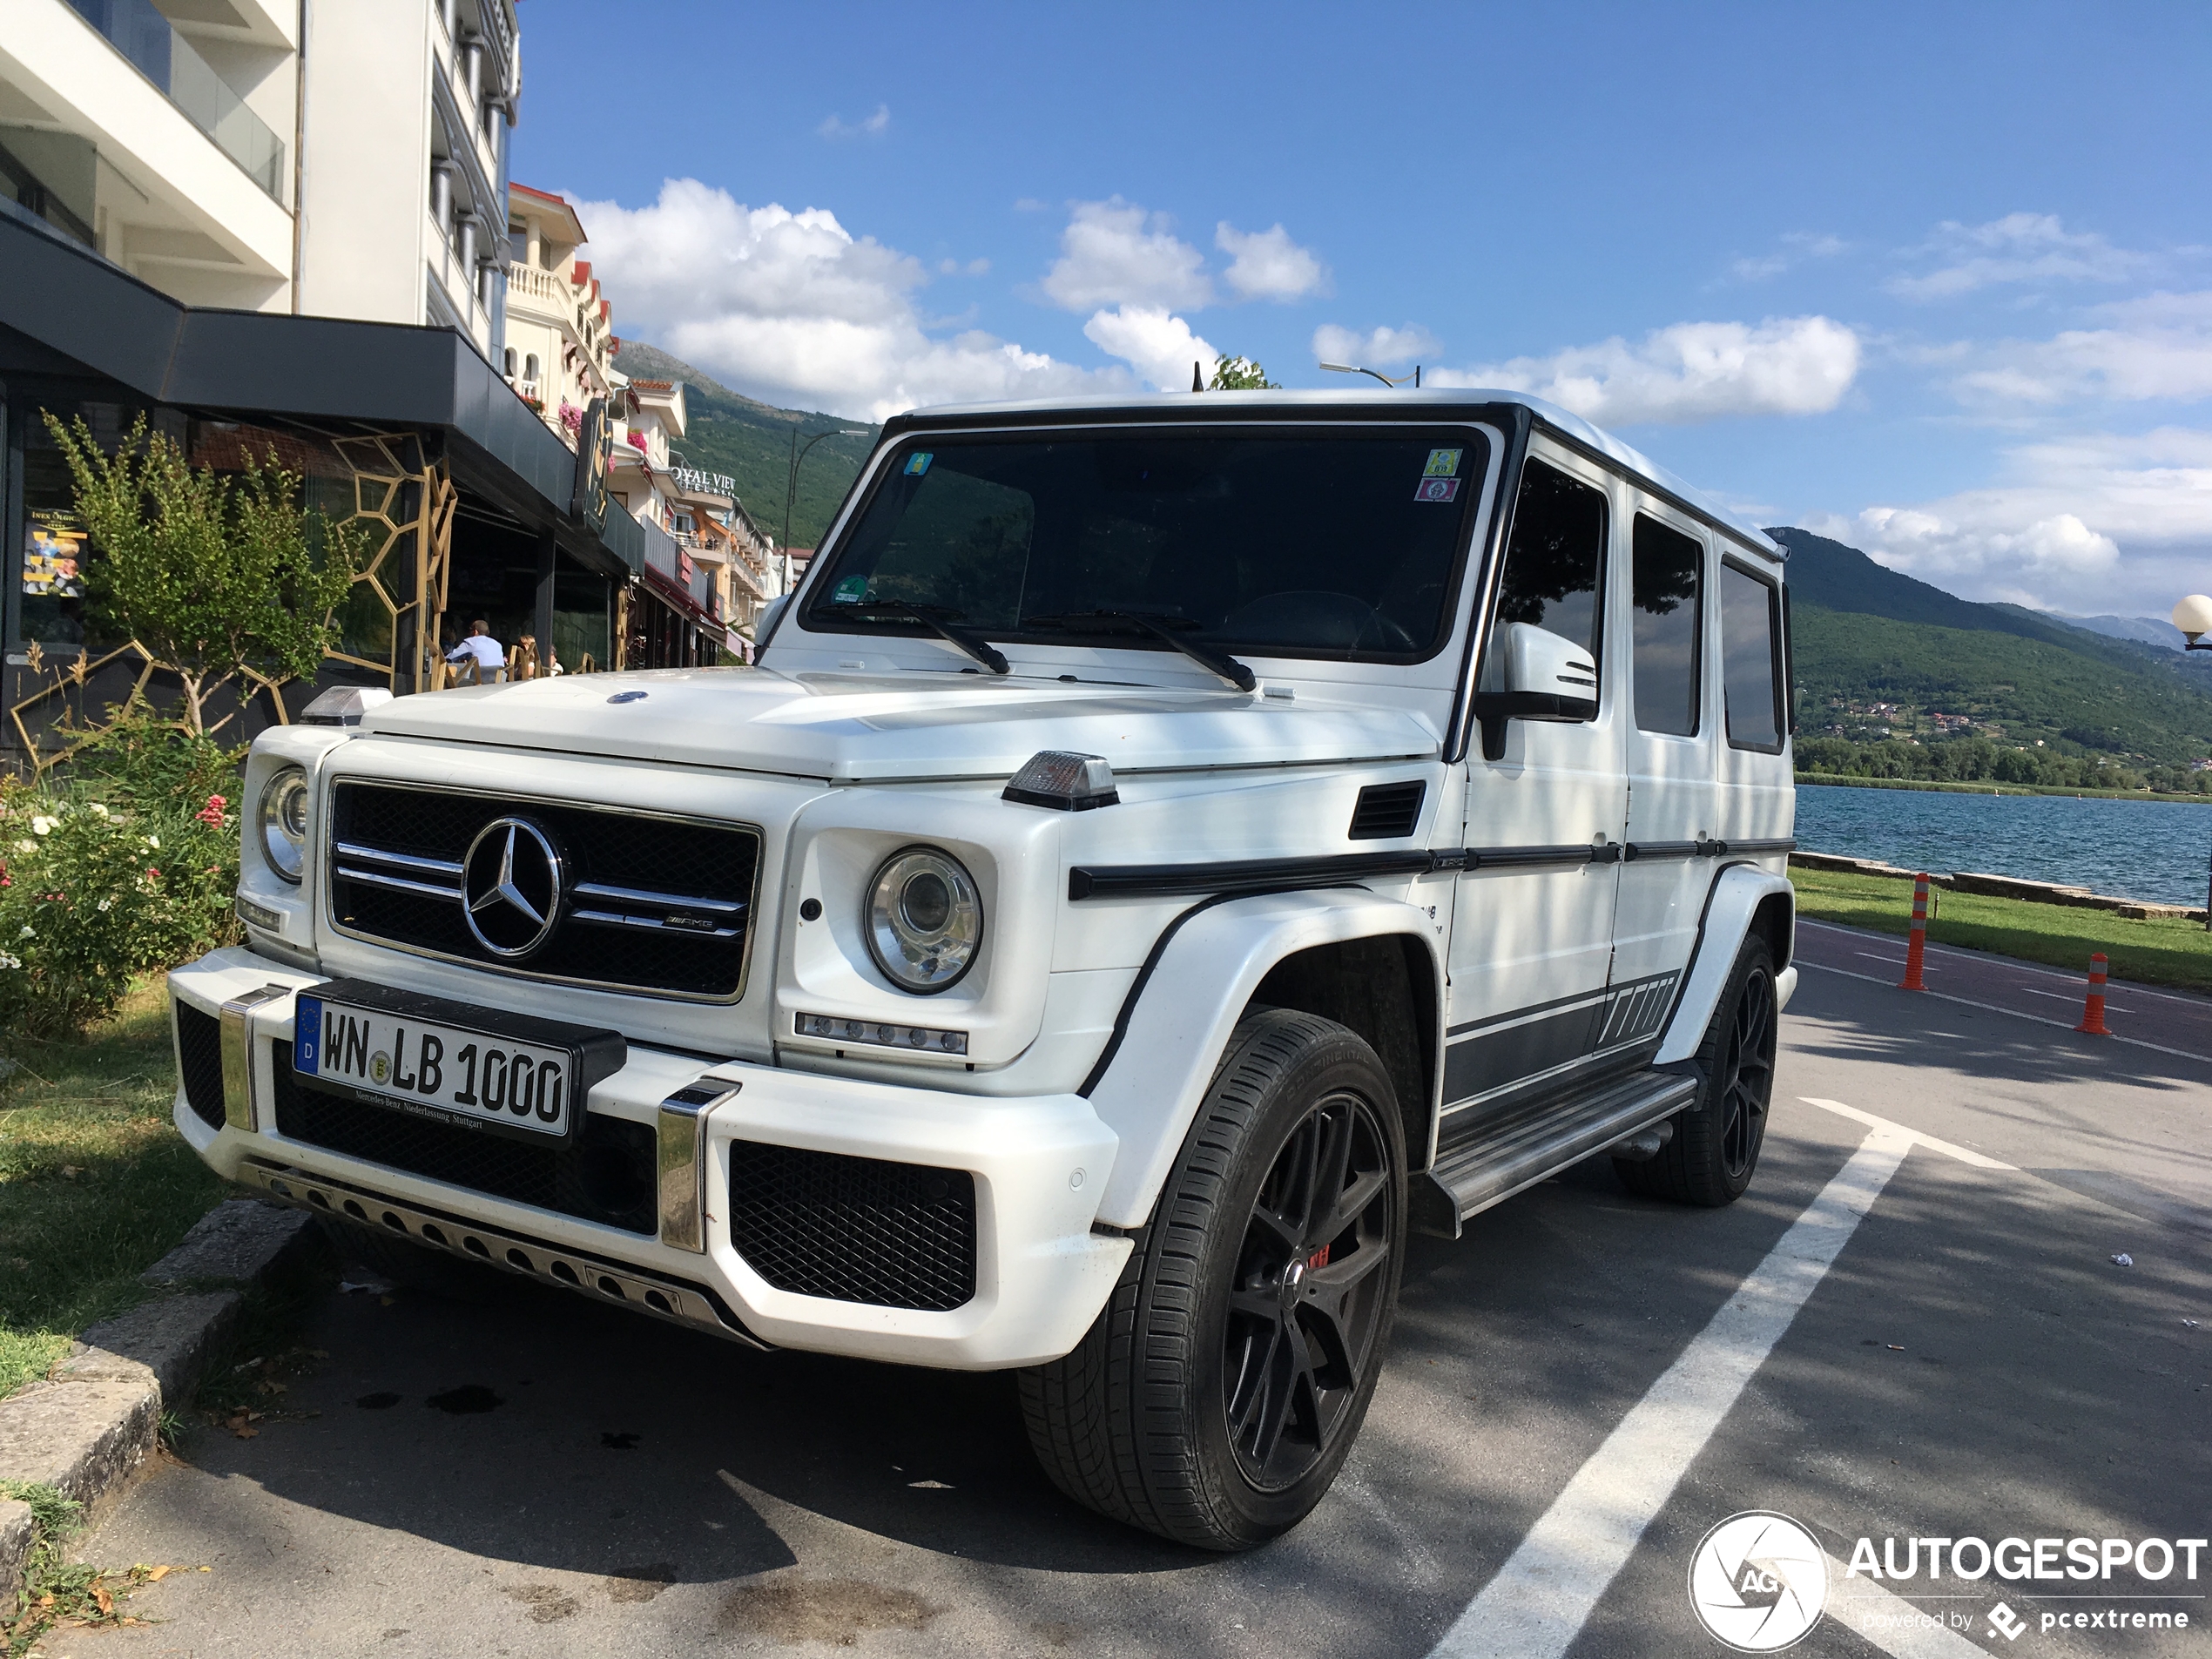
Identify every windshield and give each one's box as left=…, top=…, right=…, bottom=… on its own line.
left=802, top=427, right=1489, bottom=663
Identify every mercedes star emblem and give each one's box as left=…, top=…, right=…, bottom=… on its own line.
left=462, top=817, right=565, bottom=958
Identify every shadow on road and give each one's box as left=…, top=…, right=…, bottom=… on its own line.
left=132, top=973, right=2209, bottom=1650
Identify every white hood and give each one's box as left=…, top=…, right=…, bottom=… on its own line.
left=357, top=667, right=1441, bottom=782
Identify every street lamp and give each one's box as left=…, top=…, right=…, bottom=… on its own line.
left=782, top=428, right=845, bottom=597
left=2181, top=597, right=2212, bottom=929
left=1319, top=361, right=1421, bottom=388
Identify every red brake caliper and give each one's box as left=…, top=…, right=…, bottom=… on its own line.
left=1306, top=1244, right=1331, bottom=1271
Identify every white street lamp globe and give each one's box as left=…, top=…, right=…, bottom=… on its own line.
left=2174, top=594, right=2212, bottom=643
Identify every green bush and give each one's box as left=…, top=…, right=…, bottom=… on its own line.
left=0, top=725, right=241, bottom=1041
left=62, top=703, right=240, bottom=813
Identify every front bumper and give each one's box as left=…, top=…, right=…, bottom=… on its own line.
left=167, top=948, right=1130, bottom=1369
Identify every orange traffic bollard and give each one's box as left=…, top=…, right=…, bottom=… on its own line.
left=1898, top=873, right=1931, bottom=991
left=2075, top=953, right=2111, bottom=1035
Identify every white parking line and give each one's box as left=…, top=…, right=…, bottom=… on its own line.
left=1426, top=1120, right=1913, bottom=1659
left=1858, top=950, right=1936, bottom=973
left=1797, top=1097, right=2017, bottom=1170
left=2017, top=986, right=2134, bottom=1013
left=1796, top=960, right=2209, bottom=1062
left=1803, top=919, right=2212, bottom=1009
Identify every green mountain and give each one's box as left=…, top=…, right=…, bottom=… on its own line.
left=1768, top=528, right=2212, bottom=766
left=616, top=341, right=879, bottom=550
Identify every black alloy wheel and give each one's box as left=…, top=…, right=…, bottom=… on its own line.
left=1716, top=961, right=1777, bottom=1182
left=1224, top=1091, right=1395, bottom=1491
left=1019, top=1008, right=1408, bottom=1550
left=1615, top=934, right=1779, bottom=1207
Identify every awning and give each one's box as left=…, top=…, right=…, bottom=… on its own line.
left=0, top=212, right=652, bottom=581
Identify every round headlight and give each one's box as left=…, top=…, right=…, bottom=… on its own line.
left=864, top=846, right=982, bottom=994
left=257, top=766, right=309, bottom=884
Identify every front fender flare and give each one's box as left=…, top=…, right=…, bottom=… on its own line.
left=1083, top=889, right=1442, bottom=1230
left=1654, top=862, right=1794, bottom=1064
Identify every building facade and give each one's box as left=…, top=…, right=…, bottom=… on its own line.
left=3, top=0, right=520, bottom=356
left=668, top=466, right=780, bottom=647
left=0, top=1, right=727, bottom=763
left=501, top=182, right=616, bottom=442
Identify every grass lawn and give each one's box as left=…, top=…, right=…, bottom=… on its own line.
left=1790, top=864, right=2212, bottom=995
left=0, top=980, right=228, bottom=1400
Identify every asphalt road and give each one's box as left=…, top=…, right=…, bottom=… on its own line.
left=1794, top=917, right=2212, bottom=1062
left=49, top=962, right=2212, bottom=1659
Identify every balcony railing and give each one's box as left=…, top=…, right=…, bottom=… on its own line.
left=506, top=261, right=568, bottom=306
left=65, top=0, right=285, bottom=199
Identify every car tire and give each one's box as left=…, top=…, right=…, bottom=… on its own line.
left=1019, top=1008, right=1406, bottom=1550
left=315, top=1215, right=502, bottom=1303
left=1615, top=934, right=1778, bottom=1207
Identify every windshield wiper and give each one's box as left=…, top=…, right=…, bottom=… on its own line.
left=831, top=602, right=1008, bottom=675
left=1022, top=610, right=1256, bottom=692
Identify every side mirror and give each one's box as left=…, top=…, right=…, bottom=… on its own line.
left=1471, top=621, right=1598, bottom=761
left=755, top=594, right=792, bottom=651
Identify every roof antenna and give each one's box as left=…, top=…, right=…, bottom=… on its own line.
left=1319, top=361, right=1417, bottom=388
left=1192, top=361, right=1203, bottom=393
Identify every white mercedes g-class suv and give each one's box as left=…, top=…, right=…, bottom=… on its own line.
left=168, top=389, right=1796, bottom=1551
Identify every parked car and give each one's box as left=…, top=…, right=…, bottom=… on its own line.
left=170, top=388, right=1797, bottom=1550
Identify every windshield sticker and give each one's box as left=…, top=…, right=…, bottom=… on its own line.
left=1414, top=476, right=1460, bottom=503
left=903, top=452, right=934, bottom=476
left=1423, top=448, right=1463, bottom=478
left=832, top=575, right=871, bottom=604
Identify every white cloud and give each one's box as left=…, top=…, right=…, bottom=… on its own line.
left=1947, top=290, right=2212, bottom=408
left=1083, top=306, right=1218, bottom=392
left=1804, top=427, right=2212, bottom=613
left=1215, top=222, right=1329, bottom=301
left=572, top=179, right=1123, bottom=422
left=1042, top=199, right=1213, bottom=313
left=818, top=105, right=890, bottom=139
left=1312, top=322, right=1440, bottom=367
left=1730, top=232, right=1846, bottom=282
left=1888, top=212, right=2148, bottom=301
left=1428, top=315, right=1860, bottom=426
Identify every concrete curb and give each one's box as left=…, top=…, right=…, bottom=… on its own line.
left=0, top=1198, right=318, bottom=1601
left=1791, top=851, right=2208, bottom=921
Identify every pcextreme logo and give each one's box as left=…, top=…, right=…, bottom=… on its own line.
left=1689, top=1512, right=1829, bottom=1652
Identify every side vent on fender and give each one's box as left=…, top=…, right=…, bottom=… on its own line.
left=1348, top=780, right=1426, bottom=840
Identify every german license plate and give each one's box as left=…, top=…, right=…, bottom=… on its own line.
left=291, top=981, right=624, bottom=1144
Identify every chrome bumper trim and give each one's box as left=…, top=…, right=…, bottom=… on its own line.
left=219, top=984, right=292, bottom=1131
left=657, top=1083, right=740, bottom=1252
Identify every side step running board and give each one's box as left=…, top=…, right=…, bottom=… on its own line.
left=1412, top=1069, right=1699, bottom=1239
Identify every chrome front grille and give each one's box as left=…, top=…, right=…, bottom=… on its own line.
left=326, top=781, right=762, bottom=1000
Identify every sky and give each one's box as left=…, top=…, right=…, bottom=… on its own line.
left=510, top=0, right=2212, bottom=621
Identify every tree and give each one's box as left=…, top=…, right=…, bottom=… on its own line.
left=1209, top=355, right=1279, bottom=391
left=44, top=412, right=364, bottom=735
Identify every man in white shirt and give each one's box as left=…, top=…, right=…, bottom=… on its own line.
left=445, top=620, right=507, bottom=683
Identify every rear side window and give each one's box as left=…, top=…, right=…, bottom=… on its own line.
left=1719, top=560, right=1783, bottom=750
left=1630, top=514, right=1702, bottom=736
left=1480, top=458, right=1607, bottom=693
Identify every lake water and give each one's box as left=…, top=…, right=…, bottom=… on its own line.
left=1791, top=784, right=2212, bottom=907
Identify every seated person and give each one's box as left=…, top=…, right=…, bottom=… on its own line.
left=445, top=619, right=508, bottom=684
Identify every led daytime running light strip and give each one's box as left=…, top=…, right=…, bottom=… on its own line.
left=794, top=1013, right=968, bottom=1055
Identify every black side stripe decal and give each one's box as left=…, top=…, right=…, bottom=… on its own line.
left=1440, top=971, right=1680, bottom=1108
left=1069, top=839, right=1795, bottom=900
